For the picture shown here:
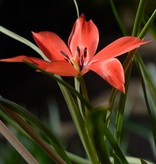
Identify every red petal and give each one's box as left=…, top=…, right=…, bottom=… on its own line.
left=32, top=31, right=72, bottom=61
left=0, top=55, right=50, bottom=69
left=0, top=55, right=35, bottom=63
left=89, top=58, right=125, bottom=93
left=68, top=14, right=99, bottom=64
left=0, top=55, right=78, bottom=76
left=45, top=61, right=78, bottom=76
left=92, top=36, right=149, bottom=62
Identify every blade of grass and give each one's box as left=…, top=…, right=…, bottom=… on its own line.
left=136, top=62, right=156, bottom=150
left=115, top=63, right=133, bottom=144
left=103, top=124, right=129, bottom=164
left=138, top=9, right=156, bottom=38
left=110, top=0, right=127, bottom=35
left=132, top=0, right=147, bottom=36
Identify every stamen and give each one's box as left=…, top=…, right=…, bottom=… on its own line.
left=76, top=46, right=81, bottom=57
left=60, top=51, right=73, bottom=65
left=60, top=51, right=70, bottom=60
left=83, top=47, right=87, bottom=58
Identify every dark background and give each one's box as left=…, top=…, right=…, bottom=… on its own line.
left=0, top=0, right=156, bottom=162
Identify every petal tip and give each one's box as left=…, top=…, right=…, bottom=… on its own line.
left=119, top=85, right=125, bottom=94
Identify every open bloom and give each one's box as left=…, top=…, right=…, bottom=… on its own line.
left=0, top=14, right=148, bottom=93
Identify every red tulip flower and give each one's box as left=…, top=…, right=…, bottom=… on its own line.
left=1, top=14, right=148, bottom=93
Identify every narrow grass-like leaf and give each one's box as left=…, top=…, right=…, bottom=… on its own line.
left=136, top=62, right=156, bottom=150
left=103, top=125, right=129, bottom=164
left=115, top=63, right=133, bottom=144
left=139, top=9, right=156, bottom=38
left=132, top=0, right=147, bottom=36
left=110, top=0, right=127, bottom=35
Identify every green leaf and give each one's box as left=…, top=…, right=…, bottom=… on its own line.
left=102, top=124, right=129, bottom=164
left=137, top=58, right=156, bottom=148
left=141, top=159, right=148, bottom=164
left=87, top=108, right=111, bottom=164
left=87, top=108, right=129, bottom=164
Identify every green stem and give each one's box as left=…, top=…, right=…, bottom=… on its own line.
left=75, top=76, right=89, bottom=118
left=78, top=76, right=89, bottom=101
left=58, top=82, right=99, bottom=164
left=74, top=77, right=84, bottom=118
left=74, top=76, right=99, bottom=163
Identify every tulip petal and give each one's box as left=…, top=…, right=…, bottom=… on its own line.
left=68, top=14, right=99, bottom=64
left=0, top=55, right=78, bottom=76
left=45, top=61, right=78, bottom=76
left=89, top=58, right=125, bottom=93
left=32, top=31, right=72, bottom=61
left=92, top=36, right=149, bottom=62
left=0, top=55, right=50, bottom=70
left=0, top=55, right=35, bottom=63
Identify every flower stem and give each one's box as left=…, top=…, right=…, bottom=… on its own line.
left=59, top=79, right=99, bottom=164
left=75, top=76, right=89, bottom=117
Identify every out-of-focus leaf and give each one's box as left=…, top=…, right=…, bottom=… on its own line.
left=87, top=107, right=110, bottom=164
left=0, top=96, right=71, bottom=163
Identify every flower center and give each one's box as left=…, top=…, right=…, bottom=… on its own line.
left=60, top=46, right=87, bottom=72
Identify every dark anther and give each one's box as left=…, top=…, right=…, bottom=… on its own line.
left=60, top=51, right=70, bottom=60
left=60, top=51, right=73, bottom=65
left=76, top=46, right=81, bottom=57
left=83, top=47, right=87, bottom=58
